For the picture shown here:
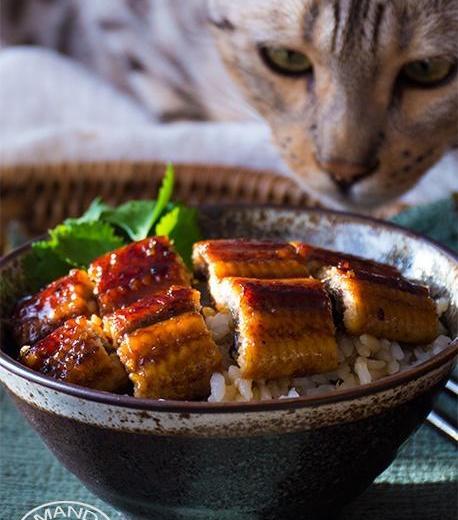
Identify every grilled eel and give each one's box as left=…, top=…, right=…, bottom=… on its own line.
left=193, top=239, right=308, bottom=308
left=12, top=269, right=97, bottom=346
left=15, top=236, right=441, bottom=395
left=196, top=238, right=439, bottom=360
left=19, top=316, right=128, bottom=392
left=89, top=236, right=191, bottom=314
left=216, top=277, right=338, bottom=380
left=292, top=242, right=400, bottom=278
left=106, top=286, right=222, bottom=399
left=294, top=241, right=438, bottom=343
left=320, top=266, right=438, bottom=344
left=103, top=285, right=200, bottom=344
left=117, top=311, right=222, bottom=400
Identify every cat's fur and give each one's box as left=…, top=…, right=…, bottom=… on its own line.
left=2, top=0, right=457, bottom=209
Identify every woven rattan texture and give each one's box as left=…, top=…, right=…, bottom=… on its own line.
left=0, top=161, right=316, bottom=246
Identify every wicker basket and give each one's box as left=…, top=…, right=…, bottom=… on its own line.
left=0, top=161, right=317, bottom=250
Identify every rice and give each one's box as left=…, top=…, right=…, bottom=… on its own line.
left=435, top=297, right=449, bottom=316
left=204, top=310, right=232, bottom=341
left=206, top=301, right=455, bottom=403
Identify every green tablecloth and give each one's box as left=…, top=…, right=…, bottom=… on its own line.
left=0, top=387, right=456, bottom=520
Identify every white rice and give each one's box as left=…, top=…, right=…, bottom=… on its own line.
left=205, top=306, right=455, bottom=403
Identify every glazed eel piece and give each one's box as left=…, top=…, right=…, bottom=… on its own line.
left=193, top=240, right=438, bottom=378
left=291, top=242, right=438, bottom=344
left=19, top=316, right=128, bottom=392
left=91, top=239, right=221, bottom=399
left=214, top=277, right=338, bottom=380
left=13, top=270, right=129, bottom=392
left=319, top=266, right=438, bottom=344
left=291, top=242, right=400, bottom=277
left=192, top=239, right=308, bottom=309
left=104, top=285, right=222, bottom=400
left=12, top=269, right=97, bottom=346
left=17, top=238, right=221, bottom=399
left=88, top=236, right=192, bottom=314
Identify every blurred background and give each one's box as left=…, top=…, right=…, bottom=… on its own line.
left=0, top=0, right=457, bottom=251
left=0, top=0, right=302, bottom=252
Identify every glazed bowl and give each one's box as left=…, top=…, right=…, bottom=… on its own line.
left=0, top=206, right=457, bottom=520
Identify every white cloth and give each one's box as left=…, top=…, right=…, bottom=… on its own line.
left=0, top=47, right=456, bottom=205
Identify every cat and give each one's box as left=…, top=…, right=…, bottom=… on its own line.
left=2, top=0, right=457, bottom=210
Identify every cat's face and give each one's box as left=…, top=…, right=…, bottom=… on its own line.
left=208, top=0, right=458, bottom=209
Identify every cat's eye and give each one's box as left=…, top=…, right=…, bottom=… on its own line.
left=401, top=58, right=456, bottom=87
left=260, top=46, right=312, bottom=77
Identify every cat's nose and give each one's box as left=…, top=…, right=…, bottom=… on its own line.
left=317, top=158, right=378, bottom=194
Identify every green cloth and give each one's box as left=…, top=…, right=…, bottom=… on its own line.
left=390, top=195, right=458, bottom=252
left=0, top=388, right=456, bottom=520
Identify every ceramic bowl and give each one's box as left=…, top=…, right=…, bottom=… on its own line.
left=0, top=206, right=457, bottom=520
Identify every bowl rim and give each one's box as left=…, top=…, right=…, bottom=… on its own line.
left=1, top=204, right=457, bottom=414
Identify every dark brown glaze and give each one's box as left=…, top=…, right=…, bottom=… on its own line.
left=103, top=286, right=200, bottom=343
left=231, top=277, right=338, bottom=378
left=197, top=239, right=303, bottom=264
left=19, top=316, right=128, bottom=392
left=322, top=267, right=438, bottom=343
left=294, top=242, right=428, bottom=297
left=11, top=269, right=97, bottom=346
left=193, top=239, right=309, bottom=281
left=240, top=278, right=331, bottom=313
left=124, top=313, right=212, bottom=368
left=293, top=242, right=399, bottom=277
left=88, top=237, right=191, bottom=314
left=341, top=268, right=430, bottom=297
left=118, top=311, right=222, bottom=400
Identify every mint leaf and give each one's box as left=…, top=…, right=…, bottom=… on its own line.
left=50, top=222, right=125, bottom=267
left=149, top=163, right=175, bottom=228
left=22, top=240, right=72, bottom=291
left=156, top=205, right=201, bottom=267
left=103, top=200, right=156, bottom=241
left=65, top=197, right=112, bottom=225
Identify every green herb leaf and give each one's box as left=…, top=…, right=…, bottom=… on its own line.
left=22, top=240, right=72, bottom=291
left=65, top=197, right=112, bottom=225
left=49, top=222, right=125, bottom=267
left=103, top=200, right=156, bottom=241
left=19, top=163, right=202, bottom=291
left=149, top=163, right=175, bottom=228
left=156, top=205, right=201, bottom=267
left=20, top=222, right=125, bottom=291
left=96, top=164, right=175, bottom=240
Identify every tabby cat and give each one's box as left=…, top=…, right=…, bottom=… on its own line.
left=2, top=0, right=457, bottom=209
